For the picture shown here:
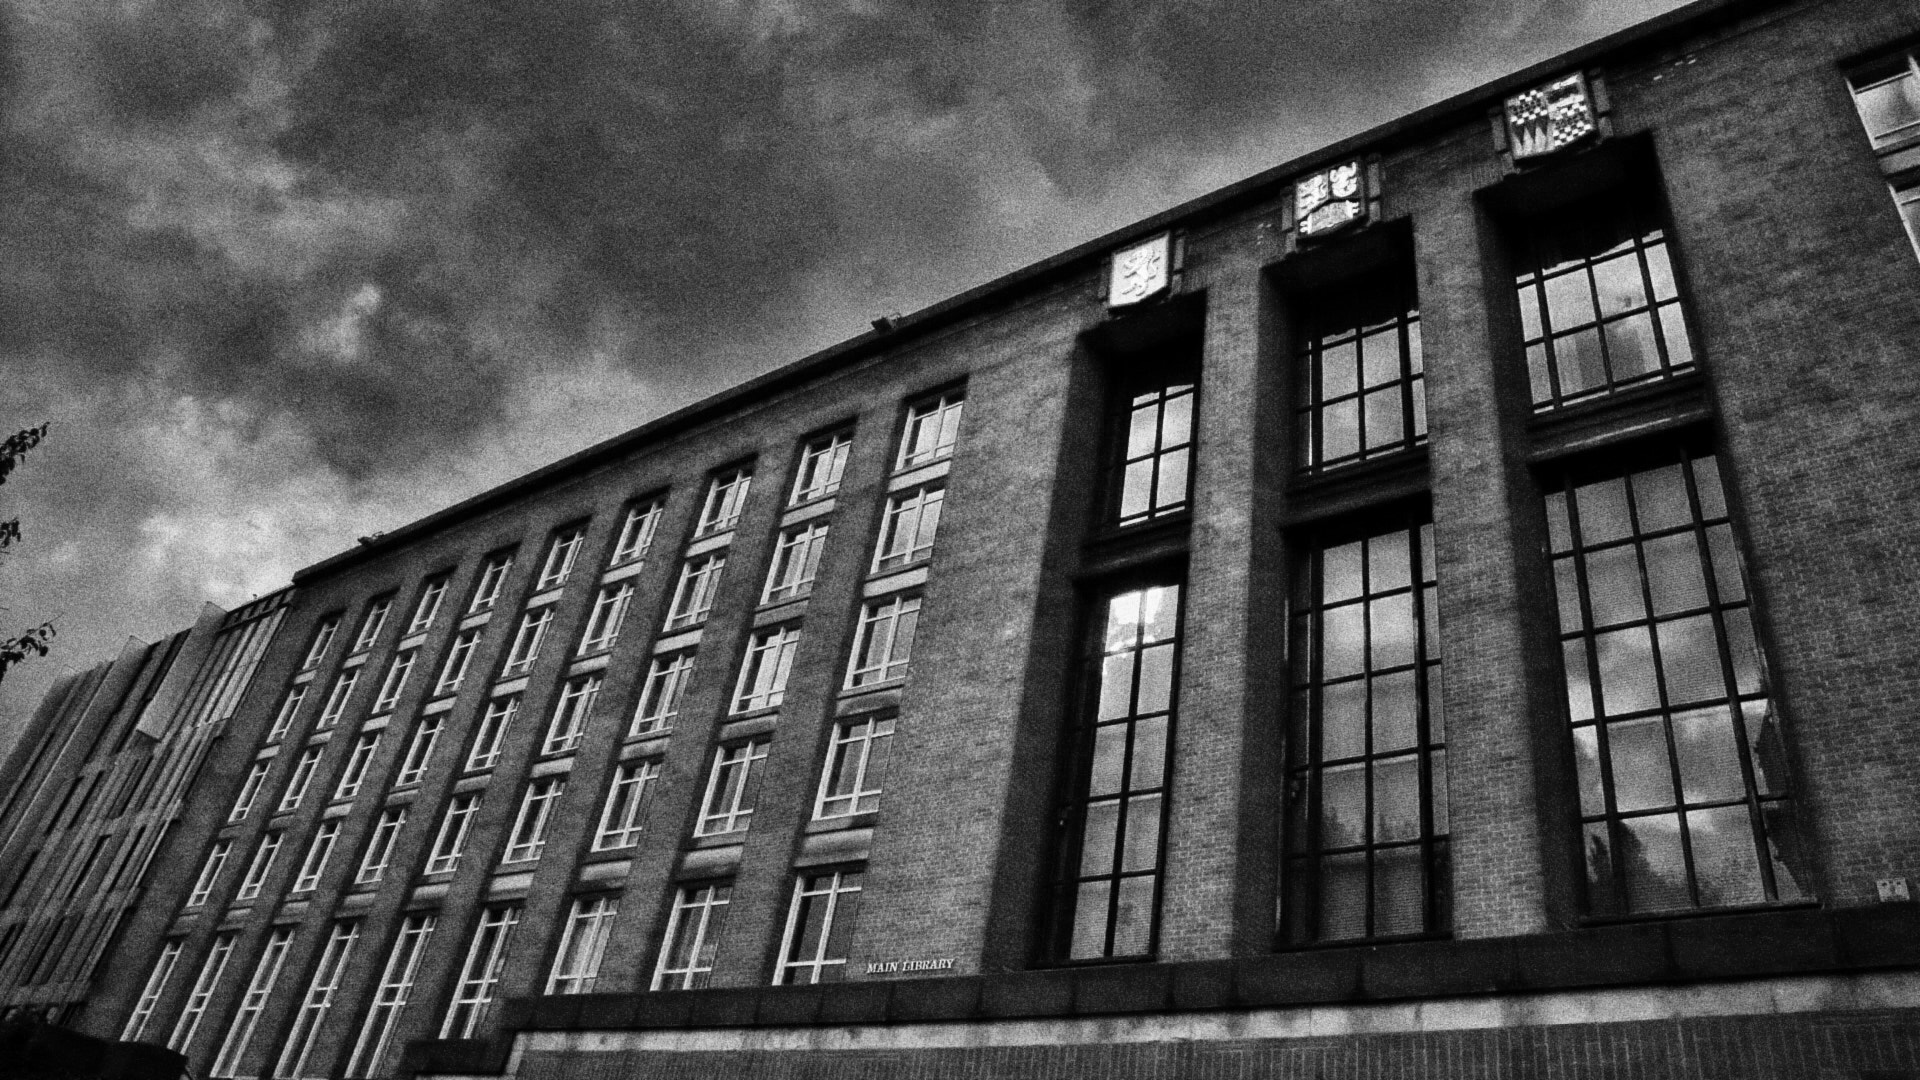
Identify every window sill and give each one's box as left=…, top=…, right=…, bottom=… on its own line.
left=688, top=828, right=749, bottom=849
left=805, top=811, right=879, bottom=834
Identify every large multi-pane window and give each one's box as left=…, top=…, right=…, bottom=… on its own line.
left=697, top=467, right=754, bottom=536
left=594, top=759, right=662, bottom=850
left=733, top=625, right=801, bottom=712
left=1108, top=368, right=1195, bottom=526
left=435, top=629, right=482, bottom=696
left=1283, top=516, right=1448, bottom=943
left=846, top=594, right=920, bottom=688
left=578, top=583, right=634, bottom=654
left=396, top=716, right=443, bottom=787
left=300, top=617, right=340, bottom=671
left=503, top=777, right=566, bottom=863
left=774, top=870, right=863, bottom=985
left=1052, top=583, right=1182, bottom=962
left=442, top=906, right=519, bottom=1038
left=345, top=914, right=436, bottom=1079
left=665, top=554, right=726, bottom=630
left=632, top=652, right=695, bottom=735
left=352, top=596, right=393, bottom=653
left=426, top=793, right=482, bottom=875
left=315, top=669, right=360, bottom=730
left=815, top=714, right=895, bottom=819
left=873, top=486, right=943, bottom=572
left=543, top=675, right=603, bottom=755
left=1513, top=198, right=1694, bottom=411
left=230, top=761, right=270, bottom=822
left=763, top=523, right=830, bottom=603
left=372, top=649, right=416, bottom=714
left=1548, top=449, right=1807, bottom=914
left=651, top=883, right=732, bottom=990
left=1295, top=274, right=1425, bottom=472
left=186, top=840, right=230, bottom=907
left=267, top=684, right=308, bottom=742
left=166, top=932, right=236, bottom=1053
left=291, top=821, right=340, bottom=894
left=897, top=391, right=965, bottom=470
left=500, top=606, right=555, bottom=678
left=334, top=732, right=381, bottom=801
left=236, top=831, right=283, bottom=900
left=547, top=896, right=619, bottom=994
left=610, top=498, right=665, bottom=566
left=355, top=807, right=407, bottom=885
left=467, top=694, right=520, bottom=771
left=468, top=552, right=515, bottom=614
left=791, top=430, right=853, bottom=503
left=536, top=524, right=589, bottom=591
left=696, top=740, right=769, bottom=836
left=209, top=927, right=294, bottom=1077
left=120, top=938, right=183, bottom=1041
left=277, top=921, right=359, bottom=1080
left=407, top=574, right=450, bottom=634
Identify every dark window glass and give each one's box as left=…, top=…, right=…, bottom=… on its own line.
left=1284, top=513, right=1448, bottom=942
left=1296, top=274, right=1425, bottom=472
left=1547, top=450, right=1810, bottom=915
left=1110, top=378, right=1195, bottom=527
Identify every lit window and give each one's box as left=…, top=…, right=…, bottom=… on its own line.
left=873, top=486, right=943, bottom=572
left=352, top=596, right=393, bottom=653
left=300, top=617, right=340, bottom=671
left=664, top=554, right=726, bottom=630
left=500, top=606, right=554, bottom=678
left=503, top=777, right=566, bottom=863
left=697, top=467, right=754, bottom=536
left=395, top=716, right=442, bottom=788
left=166, top=932, right=235, bottom=1053
left=1109, top=377, right=1195, bottom=526
left=186, top=840, right=230, bottom=908
left=333, top=733, right=380, bottom=801
left=314, top=668, right=360, bottom=730
left=291, top=821, right=340, bottom=895
left=266, top=683, right=308, bottom=742
left=120, top=938, right=184, bottom=1042
left=815, top=714, right=895, bottom=819
left=407, top=574, right=450, bottom=634
left=762, top=523, right=829, bottom=603
left=235, top=831, right=283, bottom=901
left=425, top=793, right=482, bottom=875
left=436, top=630, right=482, bottom=696
left=536, top=524, right=589, bottom=592
left=897, top=391, right=965, bottom=470
left=442, top=906, right=519, bottom=1038
left=355, top=808, right=407, bottom=885
left=1849, top=52, right=1920, bottom=148
left=732, top=625, right=801, bottom=713
left=1283, top=517, right=1449, bottom=943
left=1052, top=583, right=1182, bottom=962
left=632, top=651, right=695, bottom=735
left=651, top=882, right=731, bottom=990
left=467, top=694, right=520, bottom=771
left=1514, top=198, right=1694, bottom=411
left=774, top=870, right=862, bottom=985
left=371, top=650, right=416, bottom=714
left=696, top=740, right=769, bottom=836
left=846, top=594, right=920, bottom=688
left=543, top=674, right=603, bottom=755
left=344, top=914, right=436, bottom=1079
left=278, top=747, right=324, bottom=813
left=578, top=583, right=634, bottom=654
left=791, top=431, right=853, bottom=504
left=1548, top=450, right=1808, bottom=914
left=1296, top=273, right=1425, bottom=471
left=593, top=759, right=662, bottom=850
left=229, top=761, right=270, bottom=823
left=547, top=896, right=619, bottom=994
left=209, top=927, right=293, bottom=1078
left=468, top=552, right=515, bottom=614
left=610, top=499, right=665, bottom=566
left=277, top=921, right=359, bottom=1079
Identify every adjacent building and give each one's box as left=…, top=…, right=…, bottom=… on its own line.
left=6, top=0, right=1920, bottom=1075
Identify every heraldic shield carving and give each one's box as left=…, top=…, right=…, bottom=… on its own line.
left=1108, top=233, right=1173, bottom=309
left=1504, top=73, right=1598, bottom=160
left=1296, top=161, right=1366, bottom=239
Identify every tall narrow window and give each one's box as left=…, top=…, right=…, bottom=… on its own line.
left=593, top=760, right=662, bottom=850
left=210, top=927, right=294, bottom=1078
left=774, top=870, right=862, bottom=985
left=632, top=652, right=695, bottom=735
left=467, top=694, right=519, bottom=771
left=372, top=650, right=416, bottom=714
left=873, top=486, right=943, bottom=572
left=1548, top=450, right=1807, bottom=914
left=1514, top=197, right=1694, bottom=411
left=1052, top=583, right=1182, bottom=962
left=610, top=498, right=665, bottom=566
left=425, top=793, right=482, bottom=875
left=664, top=554, right=726, bottom=630
left=120, top=938, right=184, bottom=1041
left=536, top=524, right=589, bottom=591
left=436, top=630, right=481, bottom=696
left=395, top=716, right=443, bottom=788
left=334, top=732, right=381, bottom=801
left=345, top=914, right=436, bottom=1080
left=443, top=907, right=519, bottom=1038
left=733, top=625, right=801, bottom=712
left=1296, top=273, right=1425, bottom=472
left=763, top=523, right=830, bottom=603
left=352, top=597, right=393, bottom=653
left=651, top=883, right=732, bottom=990
left=279, top=747, right=323, bottom=812
left=503, top=777, right=566, bottom=863
left=500, top=606, right=554, bottom=678
left=543, top=675, right=603, bottom=755
left=578, top=583, right=634, bottom=654
left=300, top=617, right=340, bottom=671
left=356, top=807, right=407, bottom=885
left=186, top=840, right=231, bottom=907
left=230, top=761, right=270, bottom=823
left=547, top=896, right=619, bottom=994
left=697, top=467, right=754, bottom=536
left=267, top=684, right=308, bottom=742
left=897, top=391, right=965, bottom=470
left=291, top=821, right=341, bottom=895
left=166, top=932, right=236, bottom=1053
left=846, top=594, right=920, bottom=688
left=791, top=431, right=853, bottom=503
left=1284, top=517, right=1448, bottom=943
left=315, top=669, right=360, bottom=730
left=1108, top=370, right=1195, bottom=527
left=276, top=920, right=359, bottom=1080
left=236, top=831, right=283, bottom=901
left=468, top=552, right=515, bottom=614
left=696, top=740, right=769, bottom=836
left=407, top=574, right=450, bottom=634
left=815, top=714, right=895, bottom=819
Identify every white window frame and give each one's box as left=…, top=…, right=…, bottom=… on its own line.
left=345, top=914, right=436, bottom=1079
left=121, top=938, right=184, bottom=1041
left=425, top=793, right=482, bottom=875
left=356, top=807, right=407, bottom=885
left=543, top=674, right=603, bottom=755
left=632, top=651, right=695, bottom=736
left=664, top=554, right=726, bottom=630
left=291, top=820, right=340, bottom=895
left=593, top=759, right=662, bottom=850
left=436, top=629, right=482, bottom=696
left=186, top=840, right=231, bottom=908
left=732, top=624, right=801, bottom=713
left=896, top=391, right=965, bottom=470
left=651, top=883, right=731, bottom=991
left=468, top=694, right=520, bottom=771
left=578, top=582, right=633, bottom=655
left=334, top=732, right=381, bottom=801
left=276, top=920, right=359, bottom=1080
left=1896, top=182, right=1920, bottom=259
left=441, top=906, right=520, bottom=1038
left=407, top=575, right=449, bottom=635
left=167, top=931, right=236, bottom=1053
left=815, top=714, right=896, bottom=819
left=1850, top=52, right=1920, bottom=148
left=315, top=668, right=360, bottom=730
left=230, top=761, right=270, bottom=823
left=790, top=431, right=853, bottom=504
left=696, top=740, right=769, bottom=836
left=697, top=467, right=754, bottom=536
left=546, top=896, right=619, bottom=995
left=267, top=683, right=308, bottom=742
left=395, top=716, right=443, bottom=788
left=371, top=649, right=416, bottom=714
left=773, top=870, right=864, bottom=985
left=469, top=552, right=515, bottom=614
left=873, top=485, right=944, bottom=572
left=610, top=499, right=665, bottom=566
left=536, top=525, right=588, bottom=592
left=235, top=831, right=283, bottom=901
left=279, top=746, right=324, bottom=812
left=352, top=596, right=393, bottom=653
left=210, top=926, right=294, bottom=1078
left=846, top=594, right=922, bottom=688
left=762, top=523, right=830, bottom=603
left=500, top=606, right=554, bottom=678
left=300, top=617, right=340, bottom=671
left=502, top=777, right=566, bottom=864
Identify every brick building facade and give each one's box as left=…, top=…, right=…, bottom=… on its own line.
left=6, top=0, right=1920, bottom=1075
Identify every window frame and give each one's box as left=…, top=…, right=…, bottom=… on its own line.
left=291, top=820, right=340, bottom=895
left=425, top=792, right=482, bottom=875
left=762, top=522, right=831, bottom=604
left=872, top=485, right=944, bottom=573
left=277, top=920, right=360, bottom=1080
left=229, top=761, right=270, bottom=823
left=610, top=497, right=666, bottom=566
left=333, top=731, right=381, bottom=802
left=266, top=683, right=308, bottom=742
left=546, top=895, right=619, bottom=995
left=235, top=831, right=283, bottom=901
left=578, top=582, right=635, bottom=654
left=209, top=926, right=294, bottom=1078
left=344, top=914, right=436, bottom=1080
left=535, top=524, right=590, bottom=592
left=467, top=694, right=520, bottom=771
left=664, top=553, right=727, bottom=630
left=697, top=467, right=754, bottom=537
left=650, top=882, right=732, bottom=991
left=435, top=629, right=482, bottom=697
left=593, top=759, right=663, bottom=851
left=542, top=674, right=603, bottom=755
left=355, top=807, right=407, bottom=885
left=395, top=716, right=443, bottom=788
left=442, top=907, right=519, bottom=1039
left=407, top=573, right=451, bottom=635
left=371, top=649, right=416, bottom=715
left=314, top=668, right=360, bottom=730
left=695, top=740, right=770, bottom=836
left=352, top=596, right=393, bottom=654
left=845, top=593, right=921, bottom=689
left=186, top=840, right=230, bottom=908
left=278, top=746, right=324, bottom=813
left=502, top=777, right=566, bottom=864
left=1292, top=270, right=1426, bottom=474
left=166, top=931, right=236, bottom=1053
left=299, top=617, right=340, bottom=672
left=632, top=651, right=696, bottom=735
left=815, top=713, right=896, bottom=819
left=732, top=624, right=802, bottom=713
left=774, top=869, right=865, bottom=985
left=896, top=390, right=966, bottom=471
left=790, top=429, right=854, bottom=504
left=499, top=605, right=555, bottom=678
left=468, top=552, right=516, bottom=614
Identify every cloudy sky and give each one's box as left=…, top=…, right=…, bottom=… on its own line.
left=0, top=0, right=1692, bottom=742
